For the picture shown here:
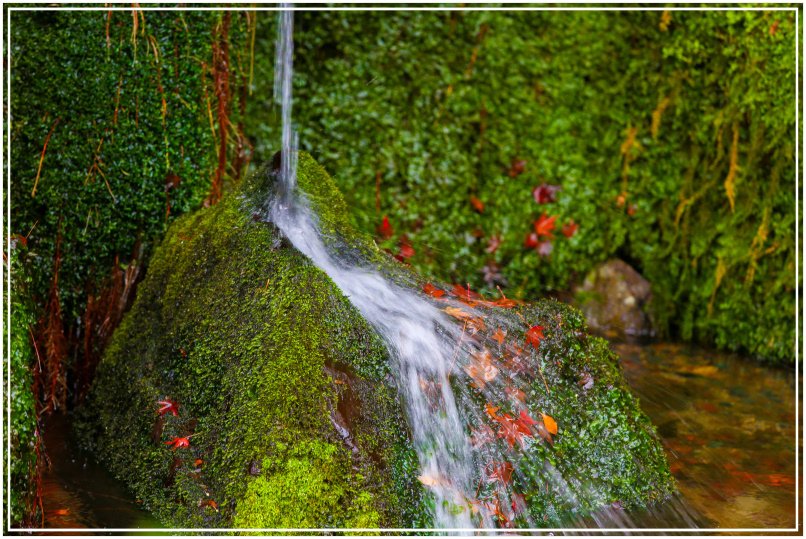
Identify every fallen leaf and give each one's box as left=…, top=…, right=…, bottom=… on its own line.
left=485, top=235, right=501, bottom=254
left=164, top=436, right=191, bottom=450
left=377, top=215, right=393, bottom=239
left=492, top=328, right=506, bottom=345
left=525, top=325, right=545, bottom=349
left=397, top=237, right=415, bottom=259
left=541, top=413, right=558, bottom=435
left=508, top=159, right=527, bottom=177
left=485, top=403, right=501, bottom=420
left=54, top=508, right=70, bottom=516
left=464, top=350, right=499, bottom=389
left=445, top=306, right=473, bottom=321
left=451, top=283, right=482, bottom=305
left=505, top=386, right=526, bottom=404
left=534, top=214, right=556, bottom=238
left=533, top=184, right=561, bottom=204
left=423, top=283, right=446, bottom=298
left=562, top=219, right=578, bottom=238
left=486, top=461, right=514, bottom=484
left=524, top=232, right=539, bottom=249
left=199, top=499, right=219, bottom=511
left=516, top=409, right=540, bottom=434
left=470, top=195, right=485, bottom=213
left=157, top=398, right=179, bottom=417
left=418, top=474, right=446, bottom=487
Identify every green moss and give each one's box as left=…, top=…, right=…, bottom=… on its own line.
left=4, top=244, right=40, bottom=527
left=234, top=440, right=380, bottom=532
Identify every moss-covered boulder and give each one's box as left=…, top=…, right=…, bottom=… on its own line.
left=78, top=153, right=674, bottom=529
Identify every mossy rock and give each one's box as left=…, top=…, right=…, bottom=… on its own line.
left=78, top=153, right=674, bottom=529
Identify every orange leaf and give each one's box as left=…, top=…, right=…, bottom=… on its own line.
left=533, top=213, right=556, bottom=238
left=417, top=473, right=447, bottom=487
left=199, top=499, right=219, bottom=511
left=492, top=328, right=506, bottom=345
left=542, top=413, right=558, bottom=435
left=464, top=350, right=498, bottom=389
left=485, top=403, right=500, bottom=420
left=444, top=306, right=472, bottom=321
left=470, top=195, right=485, bottom=213
left=423, top=283, right=446, bottom=298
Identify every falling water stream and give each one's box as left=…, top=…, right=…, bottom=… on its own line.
left=270, top=7, right=478, bottom=528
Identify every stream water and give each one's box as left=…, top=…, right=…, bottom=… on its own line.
left=36, top=343, right=799, bottom=532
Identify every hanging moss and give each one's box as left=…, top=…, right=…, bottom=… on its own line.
left=77, top=153, right=673, bottom=529
left=246, top=10, right=797, bottom=363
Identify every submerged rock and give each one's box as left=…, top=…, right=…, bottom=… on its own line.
left=574, top=259, right=655, bottom=342
left=78, top=153, right=674, bottom=529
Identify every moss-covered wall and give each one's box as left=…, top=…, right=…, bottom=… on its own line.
left=247, top=9, right=798, bottom=363
left=8, top=7, right=253, bottom=407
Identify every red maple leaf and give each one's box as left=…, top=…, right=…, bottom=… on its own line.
left=533, top=214, right=556, bottom=238
left=397, top=237, right=415, bottom=260
left=487, top=461, right=514, bottom=484
left=525, top=325, right=545, bottom=349
left=470, top=195, right=485, bottom=213
left=157, top=398, right=179, bottom=417
left=532, top=184, right=561, bottom=204
left=451, top=283, right=482, bottom=305
left=422, top=283, right=445, bottom=298
left=496, top=414, right=532, bottom=448
left=164, top=436, right=191, bottom=450
left=377, top=215, right=393, bottom=239
left=515, top=409, right=539, bottom=435
left=562, top=219, right=578, bottom=238
left=524, top=232, right=539, bottom=249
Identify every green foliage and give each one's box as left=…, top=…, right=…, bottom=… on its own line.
left=10, top=10, right=221, bottom=318
left=247, top=9, right=797, bottom=363
left=4, top=245, right=40, bottom=527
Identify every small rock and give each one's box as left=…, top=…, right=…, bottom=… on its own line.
left=574, top=259, right=655, bottom=341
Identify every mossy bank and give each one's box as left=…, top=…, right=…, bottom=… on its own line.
left=78, top=153, right=673, bottom=529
